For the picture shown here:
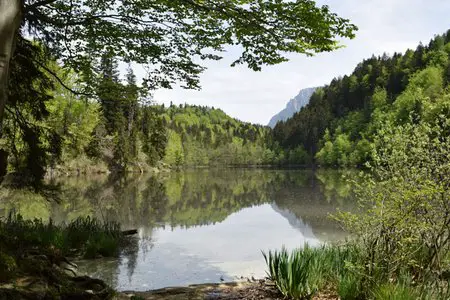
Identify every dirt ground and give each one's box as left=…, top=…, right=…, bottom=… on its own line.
left=116, top=280, right=339, bottom=300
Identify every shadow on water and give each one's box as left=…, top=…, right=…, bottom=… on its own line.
left=0, top=168, right=357, bottom=290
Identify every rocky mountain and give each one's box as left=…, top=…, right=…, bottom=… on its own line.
left=268, top=87, right=318, bottom=128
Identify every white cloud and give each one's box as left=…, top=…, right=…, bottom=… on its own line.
left=151, top=0, right=450, bottom=125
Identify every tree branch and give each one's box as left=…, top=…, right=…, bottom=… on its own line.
left=43, top=65, right=92, bottom=97
left=28, top=57, right=93, bottom=97
left=24, top=0, right=58, bottom=12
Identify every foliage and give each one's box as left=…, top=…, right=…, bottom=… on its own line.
left=3, top=38, right=55, bottom=186
left=333, top=118, right=450, bottom=298
left=372, top=282, right=421, bottom=300
left=3, top=52, right=167, bottom=177
left=19, top=0, right=357, bottom=93
left=158, top=103, right=314, bottom=166
left=160, top=103, right=278, bottom=166
left=273, top=30, right=450, bottom=167
left=45, top=71, right=101, bottom=159
left=337, top=271, right=363, bottom=300
left=0, top=212, right=119, bottom=297
left=266, top=110, right=450, bottom=298
left=263, top=247, right=319, bottom=299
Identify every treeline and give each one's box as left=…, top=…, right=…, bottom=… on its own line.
left=154, top=103, right=308, bottom=166
left=160, top=104, right=269, bottom=166
left=273, top=30, right=450, bottom=166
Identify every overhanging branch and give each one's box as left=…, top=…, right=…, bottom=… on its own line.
left=29, top=57, right=93, bottom=97
left=24, top=0, right=58, bottom=12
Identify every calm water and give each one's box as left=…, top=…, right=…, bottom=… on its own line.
left=0, top=169, right=355, bottom=291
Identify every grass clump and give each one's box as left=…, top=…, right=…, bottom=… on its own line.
left=263, top=246, right=322, bottom=299
left=263, top=243, right=450, bottom=299
left=0, top=213, right=125, bottom=261
left=373, top=283, right=420, bottom=300
left=263, top=244, right=363, bottom=299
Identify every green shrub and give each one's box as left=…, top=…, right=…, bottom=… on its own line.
left=334, top=120, right=450, bottom=297
left=0, top=252, right=17, bottom=273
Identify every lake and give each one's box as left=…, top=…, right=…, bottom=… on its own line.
left=0, top=168, right=355, bottom=291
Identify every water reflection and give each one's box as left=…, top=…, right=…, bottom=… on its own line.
left=0, top=169, right=356, bottom=290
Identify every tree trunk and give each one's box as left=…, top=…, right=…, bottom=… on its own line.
left=0, top=0, right=22, bottom=125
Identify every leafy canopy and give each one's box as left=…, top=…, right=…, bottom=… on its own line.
left=23, top=0, right=357, bottom=90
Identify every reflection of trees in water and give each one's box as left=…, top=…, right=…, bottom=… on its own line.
left=121, top=233, right=154, bottom=283
left=2, top=169, right=358, bottom=286
left=314, top=169, right=358, bottom=205
left=2, top=169, right=357, bottom=231
left=122, top=236, right=139, bottom=281
left=271, top=170, right=356, bottom=241
left=77, top=231, right=152, bottom=287
left=271, top=202, right=316, bottom=240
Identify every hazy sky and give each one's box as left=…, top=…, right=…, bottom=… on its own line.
left=151, top=0, right=450, bottom=125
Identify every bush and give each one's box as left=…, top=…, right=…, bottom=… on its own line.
left=334, top=119, right=450, bottom=297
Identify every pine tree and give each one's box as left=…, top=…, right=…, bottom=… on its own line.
left=97, top=52, right=124, bottom=134
left=124, top=65, right=140, bottom=159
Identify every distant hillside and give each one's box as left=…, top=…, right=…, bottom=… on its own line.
left=268, top=87, right=318, bottom=128
left=156, top=104, right=274, bottom=166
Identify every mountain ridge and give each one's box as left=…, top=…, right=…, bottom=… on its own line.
left=268, top=87, right=318, bottom=128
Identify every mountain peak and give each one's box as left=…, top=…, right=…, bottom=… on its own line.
left=268, top=87, right=318, bottom=128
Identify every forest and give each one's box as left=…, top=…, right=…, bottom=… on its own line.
left=2, top=50, right=310, bottom=184
left=0, top=0, right=356, bottom=188
left=161, top=104, right=313, bottom=166
left=273, top=30, right=450, bottom=167
left=5, top=30, right=449, bottom=183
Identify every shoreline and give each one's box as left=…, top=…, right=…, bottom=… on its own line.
left=115, top=279, right=338, bottom=300
left=115, top=280, right=282, bottom=300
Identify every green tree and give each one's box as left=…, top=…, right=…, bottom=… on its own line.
left=97, top=53, right=123, bottom=134
left=0, top=0, right=357, bottom=127
left=45, top=70, right=100, bottom=159
left=141, top=106, right=167, bottom=166
left=1, top=38, right=54, bottom=185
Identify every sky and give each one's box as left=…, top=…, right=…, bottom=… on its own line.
left=151, top=0, right=450, bottom=125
